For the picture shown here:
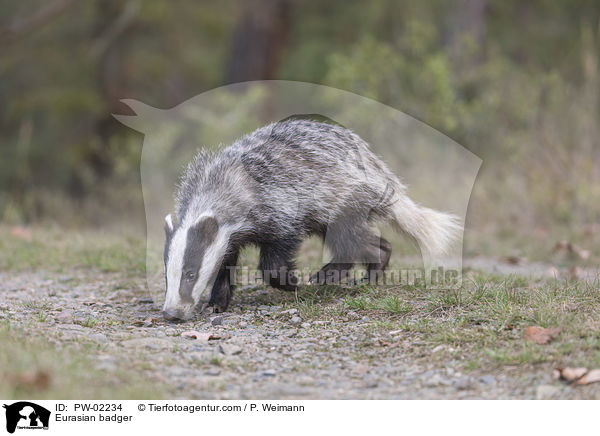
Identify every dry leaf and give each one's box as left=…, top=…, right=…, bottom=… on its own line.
left=10, top=226, right=32, bottom=241
left=181, top=330, right=211, bottom=341
left=568, top=266, right=582, bottom=280
left=577, top=369, right=600, bottom=385
left=553, top=367, right=600, bottom=385
left=181, top=331, right=224, bottom=341
left=132, top=317, right=158, bottom=327
left=11, top=370, right=51, bottom=391
left=523, top=326, right=561, bottom=344
left=552, top=241, right=590, bottom=260
left=553, top=367, right=588, bottom=383
left=503, top=255, right=526, bottom=265
left=378, top=339, right=402, bottom=347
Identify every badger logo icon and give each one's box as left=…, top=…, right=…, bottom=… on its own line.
left=3, top=402, right=50, bottom=433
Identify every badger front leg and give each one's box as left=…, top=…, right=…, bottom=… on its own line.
left=208, top=251, right=239, bottom=312
left=259, top=241, right=299, bottom=292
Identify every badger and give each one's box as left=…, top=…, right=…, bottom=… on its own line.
left=162, top=119, right=460, bottom=320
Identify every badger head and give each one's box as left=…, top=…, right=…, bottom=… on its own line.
left=162, top=213, right=228, bottom=321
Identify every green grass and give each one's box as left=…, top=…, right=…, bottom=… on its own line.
left=0, top=226, right=145, bottom=274
left=76, top=317, right=98, bottom=328
left=0, top=322, right=164, bottom=399
left=277, top=270, right=600, bottom=371
left=35, top=310, right=48, bottom=322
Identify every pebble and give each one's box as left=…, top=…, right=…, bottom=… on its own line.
left=96, top=355, right=118, bottom=372
left=262, top=369, right=277, bottom=377
left=454, top=376, right=473, bottom=391
left=290, top=316, right=302, bottom=325
left=239, top=321, right=248, bottom=328
left=88, top=333, right=108, bottom=342
left=479, top=375, right=496, bottom=385
left=347, top=311, right=360, bottom=320
left=189, top=351, right=214, bottom=363
left=536, top=384, right=561, bottom=400
left=164, top=328, right=178, bottom=336
left=300, top=322, right=311, bottom=329
left=120, top=337, right=171, bottom=350
left=219, top=344, right=243, bottom=356
left=210, top=316, right=224, bottom=326
left=55, top=310, right=73, bottom=323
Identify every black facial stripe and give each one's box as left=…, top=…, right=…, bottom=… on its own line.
left=179, top=217, right=219, bottom=303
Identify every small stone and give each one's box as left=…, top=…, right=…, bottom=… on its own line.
left=284, top=330, right=297, bottom=338
left=210, top=316, right=224, bottom=326
left=219, top=344, right=242, bottom=356
left=55, top=310, right=73, bottom=323
left=189, top=351, right=213, bottom=363
left=290, top=316, right=302, bottom=325
left=454, top=376, right=473, bottom=391
left=165, top=328, right=178, bottom=336
left=137, top=298, right=154, bottom=304
left=96, top=355, right=118, bottom=372
left=479, top=375, right=496, bottom=385
left=239, top=321, right=248, bottom=328
left=536, top=384, right=561, bottom=400
left=88, top=333, right=108, bottom=342
left=300, top=322, right=311, bottom=329
left=206, top=368, right=221, bottom=376
left=347, top=311, right=360, bottom=320
left=262, top=369, right=276, bottom=377
left=120, top=337, right=171, bottom=350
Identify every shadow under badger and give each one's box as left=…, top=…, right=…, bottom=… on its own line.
left=163, top=119, right=460, bottom=320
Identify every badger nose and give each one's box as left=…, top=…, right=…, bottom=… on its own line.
left=163, top=308, right=184, bottom=321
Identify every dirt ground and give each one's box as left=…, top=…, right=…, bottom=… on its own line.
left=1, top=231, right=599, bottom=400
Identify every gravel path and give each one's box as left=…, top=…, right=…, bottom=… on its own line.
left=1, top=268, right=597, bottom=400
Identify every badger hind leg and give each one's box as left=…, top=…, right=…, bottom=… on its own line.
left=259, top=241, right=300, bottom=292
left=310, top=229, right=391, bottom=286
left=309, top=261, right=354, bottom=285
left=364, top=236, right=392, bottom=284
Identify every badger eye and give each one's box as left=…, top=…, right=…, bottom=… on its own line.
left=185, top=271, right=196, bottom=282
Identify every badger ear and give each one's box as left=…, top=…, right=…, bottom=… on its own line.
left=164, top=214, right=176, bottom=238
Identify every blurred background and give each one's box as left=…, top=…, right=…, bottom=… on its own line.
left=1, top=0, right=599, bottom=259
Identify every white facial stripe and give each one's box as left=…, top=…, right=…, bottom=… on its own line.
left=164, top=226, right=186, bottom=309
left=190, top=227, right=231, bottom=302
left=165, top=214, right=173, bottom=231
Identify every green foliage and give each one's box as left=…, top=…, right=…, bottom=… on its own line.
left=1, top=0, right=599, bottom=251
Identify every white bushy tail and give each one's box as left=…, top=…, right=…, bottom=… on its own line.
left=391, top=194, right=462, bottom=258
